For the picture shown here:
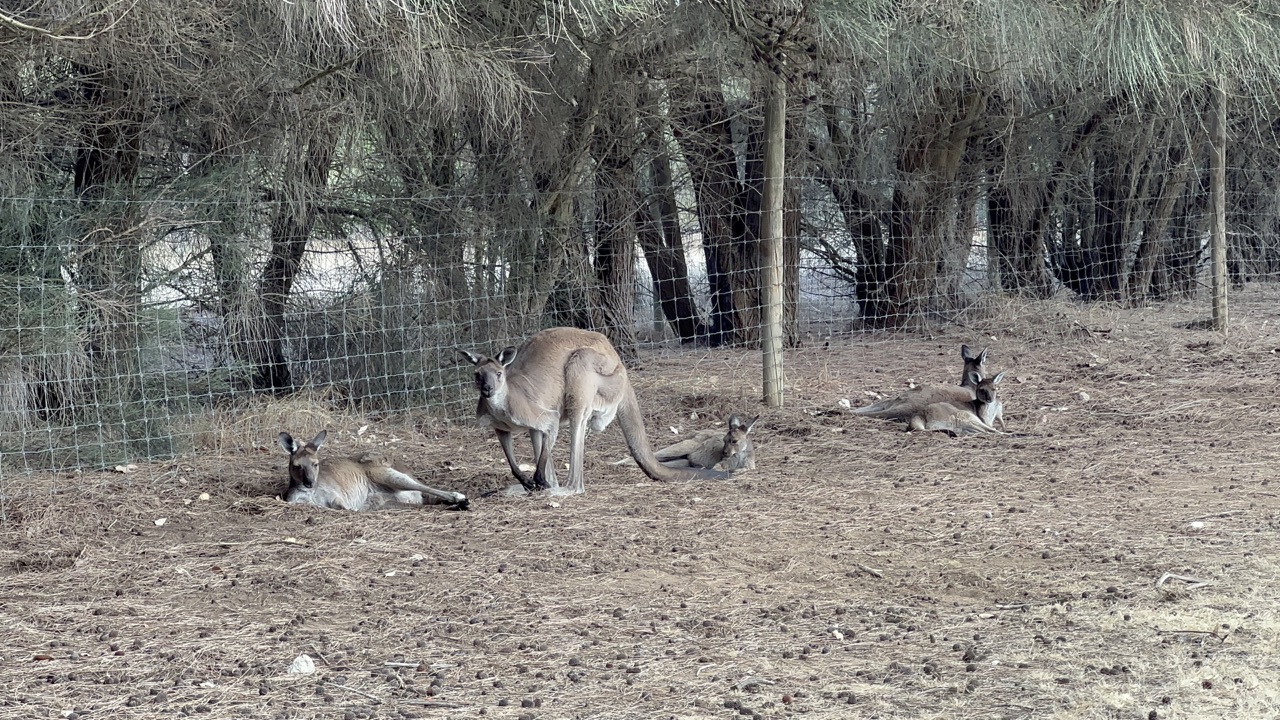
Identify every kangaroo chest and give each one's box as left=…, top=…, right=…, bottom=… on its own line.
left=477, top=398, right=522, bottom=432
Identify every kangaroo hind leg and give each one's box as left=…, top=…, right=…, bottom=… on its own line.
left=376, top=468, right=470, bottom=510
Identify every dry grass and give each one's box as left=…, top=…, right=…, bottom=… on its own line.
left=3, top=290, right=1280, bottom=720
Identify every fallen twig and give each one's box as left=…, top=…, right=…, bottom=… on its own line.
left=1156, top=572, right=1214, bottom=591
left=1183, top=511, right=1240, bottom=522
left=404, top=700, right=466, bottom=709
left=854, top=562, right=884, bottom=579
left=328, top=682, right=382, bottom=703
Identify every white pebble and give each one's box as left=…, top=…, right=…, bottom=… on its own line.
left=287, top=654, right=316, bottom=674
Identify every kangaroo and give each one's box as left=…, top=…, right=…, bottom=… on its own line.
left=278, top=430, right=470, bottom=511
left=908, top=401, right=1001, bottom=435
left=853, top=371, right=982, bottom=421
left=907, top=372, right=1007, bottom=435
left=650, top=414, right=760, bottom=471
left=961, top=344, right=1007, bottom=428
left=960, top=344, right=988, bottom=386
left=459, top=327, right=730, bottom=495
left=856, top=371, right=1006, bottom=435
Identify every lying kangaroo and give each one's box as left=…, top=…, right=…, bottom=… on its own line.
left=647, top=414, right=759, bottom=471
left=854, top=343, right=992, bottom=421
left=853, top=372, right=981, bottom=421
left=907, top=372, right=1006, bottom=435
left=856, top=371, right=1005, bottom=434
left=960, top=344, right=988, bottom=386
left=909, top=402, right=998, bottom=434
left=279, top=430, right=470, bottom=511
left=961, top=344, right=1006, bottom=428
left=460, top=327, right=729, bottom=495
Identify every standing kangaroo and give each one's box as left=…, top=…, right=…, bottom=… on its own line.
left=460, top=327, right=729, bottom=495
left=651, top=414, right=760, bottom=471
left=279, top=430, right=469, bottom=511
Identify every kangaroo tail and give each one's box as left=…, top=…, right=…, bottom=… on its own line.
left=616, top=388, right=729, bottom=482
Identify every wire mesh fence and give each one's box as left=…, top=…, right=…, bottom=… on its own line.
left=5, top=0, right=1280, bottom=509
left=0, top=161, right=1239, bottom=477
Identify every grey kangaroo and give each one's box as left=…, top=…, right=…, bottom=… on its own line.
left=908, top=372, right=1006, bottom=435
left=460, top=327, right=730, bottom=495
left=857, top=371, right=1006, bottom=435
left=961, top=344, right=1005, bottom=428
left=651, top=414, right=760, bottom=471
left=279, top=430, right=469, bottom=511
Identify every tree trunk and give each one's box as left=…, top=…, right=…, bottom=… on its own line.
left=72, top=64, right=143, bottom=407
left=1128, top=143, right=1192, bottom=301
left=254, top=127, right=337, bottom=393
left=884, top=87, right=984, bottom=322
left=385, top=121, right=468, bottom=298
left=989, top=98, right=1114, bottom=297
left=637, top=149, right=706, bottom=342
left=594, top=98, right=639, bottom=356
left=670, top=77, right=757, bottom=346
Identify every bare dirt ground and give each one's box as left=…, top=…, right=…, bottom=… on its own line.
left=4, top=291, right=1280, bottom=720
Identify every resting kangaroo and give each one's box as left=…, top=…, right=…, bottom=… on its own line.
left=279, top=430, right=470, bottom=511
left=960, top=344, right=988, bottom=386
left=650, top=414, right=759, bottom=471
left=907, top=372, right=1007, bottom=435
left=854, top=344, right=991, bottom=421
left=855, top=371, right=1005, bottom=434
left=853, top=372, right=981, bottom=421
left=961, top=344, right=1006, bottom=428
left=460, top=327, right=730, bottom=495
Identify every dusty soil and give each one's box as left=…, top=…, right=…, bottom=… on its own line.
left=3, top=291, right=1280, bottom=720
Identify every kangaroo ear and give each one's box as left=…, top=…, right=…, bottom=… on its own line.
left=727, top=414, right=742, bottom=429
left=966, top=370, right=983, bottom=386
left=458, top=348, right=484, bottom=366
left=310, top=429, right=328, bottom=449
left=497, top=346, right=518, bottom=366
left=744, top=415, right=761, bottom=432
left=977, top=347, right=988, bottom=363
left=961, top=344, right=974, bottom=361
left=990, top=371, right=1006, bottom=385
left=278, top=432, right=299, bottom=455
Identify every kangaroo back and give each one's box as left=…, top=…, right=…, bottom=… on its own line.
left=616, top=387, right=729, bottom=482
left=853, top=383, right=976, bottom=420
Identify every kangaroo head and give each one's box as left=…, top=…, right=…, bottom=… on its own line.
left=960, top=345, right=988, bottom=385
left=723, top=414, right=760, bottom=457
left=973, top=371, right=1006, bottom=405
left=460, top=346, right=518, bottom=399
left=279, top=429, right=327, bottom=491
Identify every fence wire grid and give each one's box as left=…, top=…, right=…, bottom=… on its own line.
left=3, top=1, right=1279, bottom=502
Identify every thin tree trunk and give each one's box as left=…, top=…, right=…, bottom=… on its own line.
left=884, top=87, right=983, bottom=322
left=815, top=101, right=891, bottom=324
left=1128, top=143, right=1192, bottom=301
left=72, top=64, right=143, bottom=408
left=670, top=77, right=755, bottom=346
left=637, top=149, right=706, bottom=342
left=594, top=99, right=639, bottom=356
left=254, top=127, right=336, bottom=392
